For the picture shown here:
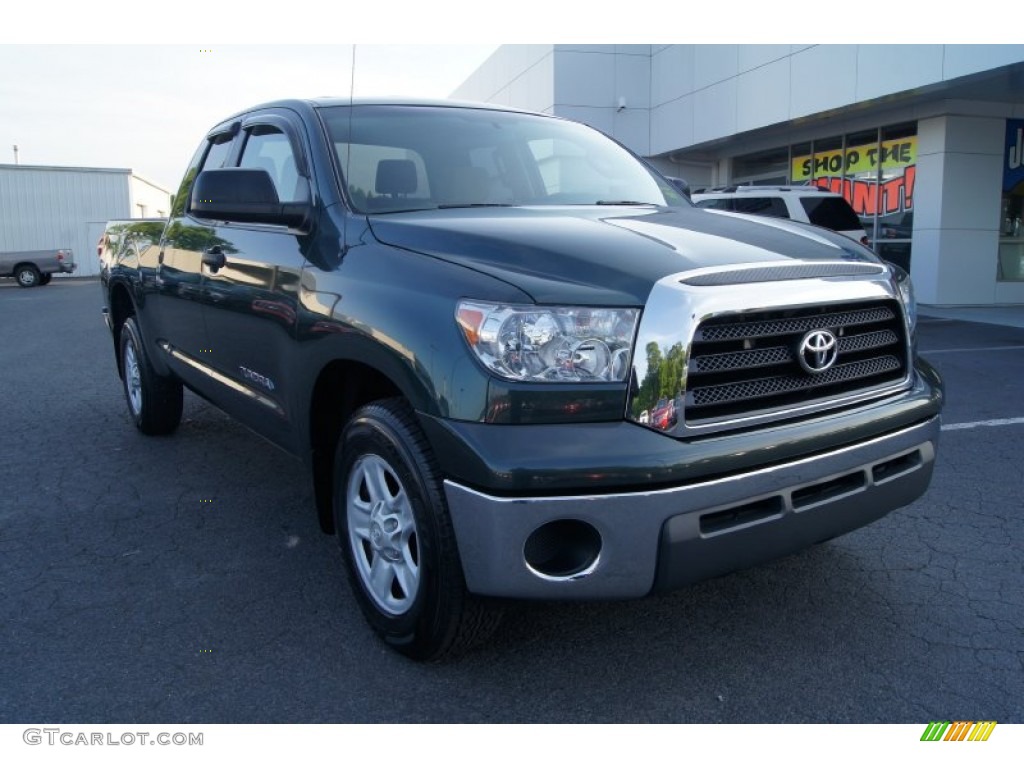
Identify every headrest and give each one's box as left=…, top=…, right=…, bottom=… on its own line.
left=375, top=159, right=417, bottom=195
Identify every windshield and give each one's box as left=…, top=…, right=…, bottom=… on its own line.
left=320, top=105, right=688, bottom=214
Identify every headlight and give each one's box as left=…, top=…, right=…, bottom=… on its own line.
left=890, top=264, right=917, bottom=335
left=456, top=300, right=639, bottom=383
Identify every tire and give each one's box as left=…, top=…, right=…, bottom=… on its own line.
left=38, top=273, right=52, bottom=285
left=15, top=264, right=40, bottom=288
left=119, top=317, right=183, bottom=435
left=334, top=398, right=502, bottom=660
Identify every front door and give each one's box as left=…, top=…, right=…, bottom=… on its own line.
left=199, top=116, right=311, bottom=450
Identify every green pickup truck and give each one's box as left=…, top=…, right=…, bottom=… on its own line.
left=101, top=99, right=943, bottom=660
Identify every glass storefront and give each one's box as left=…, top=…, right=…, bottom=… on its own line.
left=729, top=123, right=918, bottom=270
left=1000, top=119, right=1024, bottom=281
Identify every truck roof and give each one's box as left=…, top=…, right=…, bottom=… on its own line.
left=213, top=97, right=540, bottom=124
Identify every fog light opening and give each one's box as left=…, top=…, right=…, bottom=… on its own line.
left=523, top=519, right=602, bottom=580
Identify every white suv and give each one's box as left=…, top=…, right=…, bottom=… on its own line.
left=691, top=186, right=869, bottom=246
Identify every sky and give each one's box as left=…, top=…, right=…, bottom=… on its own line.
left=0, top=2, right=1003, bottom=192
left=0, top=45, right=498, bottom=189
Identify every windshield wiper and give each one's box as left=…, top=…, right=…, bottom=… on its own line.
left=594, top=200, right=657, bottom=206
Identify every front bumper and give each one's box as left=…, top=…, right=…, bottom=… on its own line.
left=444, top=415, right=939, bottom=599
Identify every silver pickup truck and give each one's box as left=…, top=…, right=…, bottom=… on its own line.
left=0, top=249, right=76, bottom=287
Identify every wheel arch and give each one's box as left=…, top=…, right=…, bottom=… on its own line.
left=108, top=280, right=137, bottom=379
left=308, top=357, right=410, bottom=534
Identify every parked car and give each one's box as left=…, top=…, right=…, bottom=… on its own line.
left=101, top=99, right=941, bottom=660
left=650, top=397, right=677, bottom=430
left=691, top=186, right=870, bottom=246
left=0, top=248, right=75, bottom=287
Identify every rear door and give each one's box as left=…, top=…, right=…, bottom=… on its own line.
left=800, top=195, right=868, bottom=243
left=157, top=126, right=240, bottom=386
left=694, top=197, right=734, bottom=211
left=732, top=196, right=789, bottom=218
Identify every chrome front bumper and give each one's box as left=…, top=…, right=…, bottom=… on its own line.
left=444, top=416, right=939, bottom=599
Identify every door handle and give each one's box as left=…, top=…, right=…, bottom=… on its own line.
left=202, top=246, right=226, bottom=271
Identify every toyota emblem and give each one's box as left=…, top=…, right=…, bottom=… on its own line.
left=797, top=329, right=838, bottom=374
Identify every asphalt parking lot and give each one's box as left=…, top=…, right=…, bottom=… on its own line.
left=1, top=278, right=1021, bottom=723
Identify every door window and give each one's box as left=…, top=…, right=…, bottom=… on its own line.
left=695, top=198, right=733, bottom=211
left=202, top=133, right=234, bottom=172
left=733, top=197, right=789, bottom=218
left=239, top=126, right=306, bottom=203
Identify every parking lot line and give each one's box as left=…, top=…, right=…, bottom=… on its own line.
left=921, top=345, right=1024, bottom=354
left=941, top=417, right=1024, bottom=431
left=925, top=346, right=1024, bottom=354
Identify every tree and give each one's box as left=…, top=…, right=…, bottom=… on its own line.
left=636, top=341, right=663, bottom=414
left=660, top=342, right=685, bottom=398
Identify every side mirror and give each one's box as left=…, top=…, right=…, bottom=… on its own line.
left=190, top=168, right=309, bottom=228
left=665, top=176, right=691, bottom=199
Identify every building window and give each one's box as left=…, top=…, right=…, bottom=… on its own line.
left=809, top=136, right=844, bottom=183
left=872, top=124, right=916, bottom=273
left=732, top=147, right=789, bottom=185
left=841, top=129, right=881, bottom=241
left=739, top=123, right=918, bottom=270
left=999, top=119, right=1024, bottom=281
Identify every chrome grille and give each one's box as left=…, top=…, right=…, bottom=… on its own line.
left=693, top=345, right=791, bottom=373
left=697, top=306, right=896, bottom=342
left=686, top=301, right=908, bottom=424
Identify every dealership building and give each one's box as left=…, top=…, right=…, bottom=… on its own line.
left=453, top=45, right=1024, bottom=306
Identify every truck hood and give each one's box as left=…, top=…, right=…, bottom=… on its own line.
left=367, top=205, right=881, bottom=306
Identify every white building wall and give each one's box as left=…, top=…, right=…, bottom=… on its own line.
left=913, top=115, right=1017, bottom=305
left=552, top=46, right=651, bottom=154
left=649, top=44, right=1024, bottom=155
left=450, top=45, right=554, bottom=113
left=457, top=44, right=1024, bottom=158
left=0, top=165, right=131, bottom=277
left=129, top=175, right=172, bottom=219
left=452, top=46, right=652, bottom=154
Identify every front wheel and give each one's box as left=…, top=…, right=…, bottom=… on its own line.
left=119, top=317, right=183, bottom=435
left=334, top=398, right=502, bottom=660
left=15, top=265, right=40, bottom=287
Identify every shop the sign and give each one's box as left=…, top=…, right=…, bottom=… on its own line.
left=793, top=137, right=917, bottom=217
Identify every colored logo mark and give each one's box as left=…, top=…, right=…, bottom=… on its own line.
left=920, top=721, right=997, bottom=742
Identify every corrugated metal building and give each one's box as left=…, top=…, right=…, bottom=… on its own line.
left=0, top=164, right=172, bottom=277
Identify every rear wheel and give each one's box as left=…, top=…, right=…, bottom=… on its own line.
left=38, top=273, right=52, bottom=285
left=334, top=398, right=502, bottom=660
left=14, top=265, right=40, bottom=288
left=119, top=317, right=183, bottom=435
